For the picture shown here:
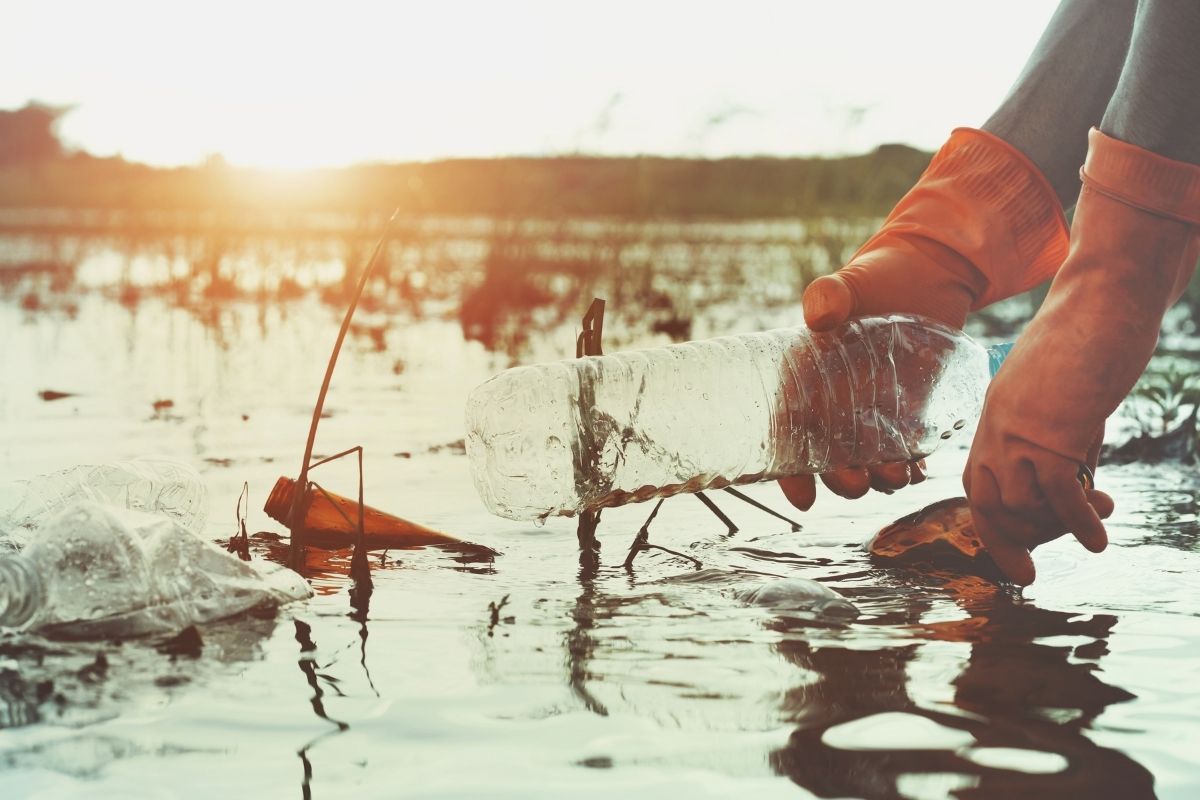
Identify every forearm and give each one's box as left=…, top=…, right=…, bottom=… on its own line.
left=1101, top=0, right=1200, bottom=166
left=984, top=0, right=1137, bottom=207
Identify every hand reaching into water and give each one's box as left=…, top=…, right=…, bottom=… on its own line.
left=779, top=128, right=1068, bottom=511
left=964, top=129, right=1200, bottom=584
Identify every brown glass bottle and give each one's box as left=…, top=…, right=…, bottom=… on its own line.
left=264, top=476, right=485, bottom=552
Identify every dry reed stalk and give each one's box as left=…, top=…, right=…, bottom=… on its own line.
left=286, top=210, right=401, bottom=581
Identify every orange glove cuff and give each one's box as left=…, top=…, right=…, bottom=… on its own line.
left=1082, top=128, right=1200, bottom=227
left=852, top=128, right=1069, bottom=310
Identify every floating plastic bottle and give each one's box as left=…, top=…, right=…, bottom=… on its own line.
left=0, top=501, right=311, bottom=639
left=0, top=458, right=208, bottom=551
left=734, top=577, right=860, bottom=621
left=0, top=460, right=309, bottom=638
left=466, top=314, right=1011, bottom=521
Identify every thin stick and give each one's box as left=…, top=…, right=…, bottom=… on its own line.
left=574, top=298, right=606, bottom=567
left=695, top=491, right=738, bottom=535
left=640, top=542, right=702, bottom=570
left=288, top=210, right=401, bottom=568
left=722, top=487, right=801, bottom=532
left=622, top=499, right=701, bottom=570
left=226, top=481, right=251, bottom=560
left=305, top=448, right=374, bottom=613
left=623, top=498, right=664, bottom=569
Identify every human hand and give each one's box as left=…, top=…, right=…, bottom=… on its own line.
left=777, top=128, right=1067, bottom=513
left=779, top=459, right=929, bottom=510
left=964, top=420, right=1114, bottom=585
left=963, top=127, right=1200, bottom=582
left=777, top=237, right=978, bottom=511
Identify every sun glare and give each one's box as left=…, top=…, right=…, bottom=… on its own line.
left=7, top=0, right=1058, bottom=169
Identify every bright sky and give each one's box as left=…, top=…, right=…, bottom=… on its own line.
left=6, top=0, right=1060, bottom=169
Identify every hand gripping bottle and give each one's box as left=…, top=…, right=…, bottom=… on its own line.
left=466, top=315, right=1011, bottom=521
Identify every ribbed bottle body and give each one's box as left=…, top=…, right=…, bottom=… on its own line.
left=0, top=556, right=42, bottom=629
left=466, top=314, right=989, bottom=521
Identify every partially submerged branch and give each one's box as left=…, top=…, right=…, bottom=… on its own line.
left=286, top=211, right=400, bottom=579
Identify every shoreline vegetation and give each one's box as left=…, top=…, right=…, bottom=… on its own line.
left=1, top=103, right=931, bottom=223
left=4, top=106, right=1200, bottom=458
left=0, top=148, right=931, bottom=221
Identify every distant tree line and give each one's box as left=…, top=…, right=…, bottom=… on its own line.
left=0, top=103, right=65, bottom=167
left=0, top=102, right=931, bottom=218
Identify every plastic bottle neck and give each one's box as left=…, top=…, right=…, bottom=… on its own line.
left=0, top=555, right=43, bottom=629
left=986, top=342, right=1015, bottom=378
left=263, top=476, right=301, bottom=526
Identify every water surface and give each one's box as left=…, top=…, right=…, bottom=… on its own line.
left=0, top=218, right=1197, bottom=799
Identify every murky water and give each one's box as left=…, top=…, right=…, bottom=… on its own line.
left=1, top=220, right=1198, bottom=799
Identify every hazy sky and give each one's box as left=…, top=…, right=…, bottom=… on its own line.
left=6, top=0, right=1061, bottom=169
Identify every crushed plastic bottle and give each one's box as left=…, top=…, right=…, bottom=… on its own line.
left=734, top=577, right=860, bottom=622
left=0, top=458, right=208, bottom=551
left=0, top=462, right=310, bottom=639
left=466, top=314, right=1011, bottom=520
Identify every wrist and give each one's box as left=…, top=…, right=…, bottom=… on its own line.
left=1081, top=128, right=1200, bottom=227
left=862, top=127, right=1069, bottom=310
left=944, top=128, right=1070, bottom=307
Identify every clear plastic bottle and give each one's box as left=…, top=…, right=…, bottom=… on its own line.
left=466, top=314, right=1010, bottom=521
left=0, top=458, right=209, bottom=551
left=0, top=501, right=311, bottom=639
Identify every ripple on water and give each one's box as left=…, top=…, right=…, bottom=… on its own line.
left=957, top=747, right=1068, bottom=774
left=821, top=712, right=975, bottom=751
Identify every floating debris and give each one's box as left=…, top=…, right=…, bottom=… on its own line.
left=264, top=476, right=497, bottom=557
left=733, top=577, right=859, bottom=621
left=868, top=497, right=999, bottom=574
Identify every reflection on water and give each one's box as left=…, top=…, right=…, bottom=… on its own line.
left=0, top=215, right=1196, bottom=798
left=770, top=575, right=1153, bottom=797
left=0, top=213, right=879, bottom=361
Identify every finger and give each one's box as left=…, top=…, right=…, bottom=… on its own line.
left=820, top=467, right=871, bottom=499
left=999, top=457, right=1048, bottom=518
left=996, top=489, right=1115, bottom=548
left=1088, top=489, right=1115, bottom=519
left=974, top=506, right=1037, bottom=585
left=985, top=502, right=1055, bottom=550
left=1042, top=468, right=1108, bottom=553
left=909, top=459, right=927, bottom=485
left=778, top=475, right=816, bottom=511
left=868, top=461, right=910, bottom=492
left=802, top=275, right=855, bottom=331
left=968, top=466, right=1036, bottom=585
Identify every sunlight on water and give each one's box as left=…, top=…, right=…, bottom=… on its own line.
left=0, top=217, right=1197, bottom=798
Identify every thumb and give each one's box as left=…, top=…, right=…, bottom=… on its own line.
left=803, top=274, right=856, bottom=331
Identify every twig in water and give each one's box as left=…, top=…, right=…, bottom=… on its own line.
left=487, top=594, right=514, bottom=637
left=293, top=619, right=350, bottom=800
left=574, top=299, right=606, bottom=568
left=303, top=445, right=374, bottom=616
left=721, top=487, right=801, bottom=532
left=226, top=481, right=251, bottom=561
left=287, top=210, right=401, bottom=572
left=695, top=491, right=737, bottom=535
left=623, top=499, right=702, bottom=571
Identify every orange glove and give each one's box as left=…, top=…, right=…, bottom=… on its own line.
left=965, top=128, right=1200, bottom=584
left=780, top=128, right=1069, bottom=510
